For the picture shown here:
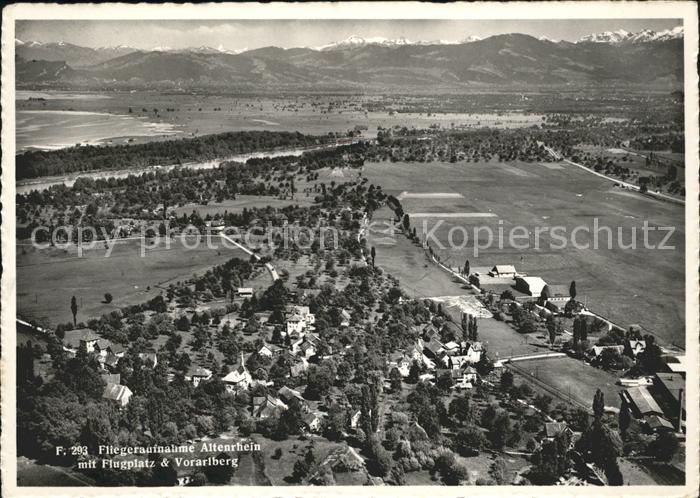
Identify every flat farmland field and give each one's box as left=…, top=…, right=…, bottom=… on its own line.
left=363, top=159, right=685, bottom=348
left=16, top=236, right=249, bottom=326
left=508, top=356, right=624, bottom=409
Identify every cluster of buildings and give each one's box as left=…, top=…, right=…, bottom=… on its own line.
left=387, top=323, right=483, bottom=390
left=59, top=306, right=327, bottom=433
left=619, top=358, right=687, bottom=434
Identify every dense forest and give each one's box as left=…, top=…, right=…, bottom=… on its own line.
left=16, top=130, right=335, bottom=180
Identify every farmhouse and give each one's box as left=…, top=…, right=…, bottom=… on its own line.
left=251, top=394, right=287, bottom=419
left=544, top=284, right=570, bottom=302
left=488, top=265, right=517, bottom=278
left=186, top=366, right=213, bottom=387
left=62, top=328, right=99, bottom=354
left=102, top=383, right=133, bottom=407
left=514, top=276, right=548, bottom=297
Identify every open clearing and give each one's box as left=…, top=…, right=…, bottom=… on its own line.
left=364, top=159, right=685, bottom=347
left=508, top=357, right=623, bottom=409
left=17, top=237, right=249, bottom=326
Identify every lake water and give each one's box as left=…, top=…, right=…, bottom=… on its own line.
left=15, top=110, right=182, bottom=152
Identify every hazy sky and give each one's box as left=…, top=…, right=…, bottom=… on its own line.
left=16, top=19, right=682, bottom=51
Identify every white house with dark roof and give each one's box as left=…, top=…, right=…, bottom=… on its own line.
left=222, top=356, right=252, bottom=393
left=62, top=328, right=100, bottom=355
left=514, top=276, right=548, bottom=297
left=286, top=313, right=307, bottom=335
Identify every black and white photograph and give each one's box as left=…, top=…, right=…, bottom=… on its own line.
left=2, top=2, right=698, bottom=495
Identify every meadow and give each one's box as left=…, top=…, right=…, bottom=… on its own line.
left=16, top=236, right=249, bottom=326
left=363, top=159, right=686, bottom=348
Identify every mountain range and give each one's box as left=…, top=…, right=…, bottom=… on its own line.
left=15, top=27, right=684, bottom=91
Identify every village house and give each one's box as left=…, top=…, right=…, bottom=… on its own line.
left=411, top=339, right=436, bottom=370
left=488, top=265, right=517, bottom=278
left=387, top=352, right=412, bottom=377
left=278, top=386, right=306, bottom=407
left=102, top=382, right=133, bottom=408
left=438, top=368, right=476, bottom=390
left=286, top=313, right=307, bottom=336
left=446, top=342, right=483, bottom=368
left=222, top=358, right=252, bottom=393
left=108, top=343, right=126, bottom=358
left=292, top=332, right=323, bottom=358
left=251, top=394, right=287, bottom=419
left=303, top=412, right=322, bottom=433
left=186, top=366, right=213, bottom=387
left=258, top=343, right=284, bottom=358
left=514, top=276, right=548, bottom=297
left=286, top=305, right=315, bottom=326
left=422, top=324, right=440, bottom=342
left=62, top=328, right=100, bottom=355
left=545, top=284, right=570, bottom=303
left=542, top=422, right=575, bottom=448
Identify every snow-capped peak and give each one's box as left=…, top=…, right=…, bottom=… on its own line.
left=15, top=38, right=25, bottom=45
left=315, top=35, right=412, bottom=50
left=538, top=35, right=559, bottom=43
left=577, top=26, right=682, bottom=44
left=314, top=34, right=481, bottom=50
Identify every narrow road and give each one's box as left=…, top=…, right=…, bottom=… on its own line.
left=219, top=232, right=280, bottom=282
